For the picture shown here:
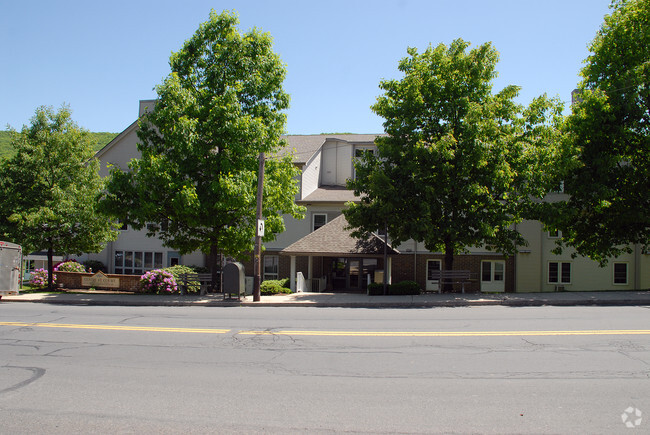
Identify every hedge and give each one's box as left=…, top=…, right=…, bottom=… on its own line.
left=368, top=281, right=421, bottom=296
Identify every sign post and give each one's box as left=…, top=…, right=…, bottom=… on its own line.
left=253, top=153, right=265, bottom=302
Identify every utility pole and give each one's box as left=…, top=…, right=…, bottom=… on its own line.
left=253, top=152, right=265, bottom=302
left=383, top=222, right=388, bottom=296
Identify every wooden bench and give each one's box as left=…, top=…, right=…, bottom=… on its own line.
left=427, top=270, right=473, bottom=294
left=178, top=273, right=213, bottom=295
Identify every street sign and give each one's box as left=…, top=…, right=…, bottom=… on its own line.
left=257, top=219, right=265, bottom=237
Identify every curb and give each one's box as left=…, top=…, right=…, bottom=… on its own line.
left=4, top=298, right=649, bottom=308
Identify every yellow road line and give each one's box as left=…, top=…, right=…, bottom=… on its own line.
left=2, top=322, right=649, bottom=337
left=239, top=329, right=650, bottom=337
left=0, top=322, right=230, bottom=334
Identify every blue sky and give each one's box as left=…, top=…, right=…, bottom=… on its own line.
left=2, top=0, right=611, bottom=135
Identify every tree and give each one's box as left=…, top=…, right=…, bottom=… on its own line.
left=0, top=105, right=119, bottom=290
left=345, top=39, right=563, bottom=283
left=540, top=0, right=650, bottom=264
left=101, top=10, right=304, bottom=284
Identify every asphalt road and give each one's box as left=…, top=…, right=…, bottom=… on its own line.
left=1, top=304, right=648, bottom=434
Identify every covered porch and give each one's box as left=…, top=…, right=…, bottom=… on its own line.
left=280, top=215, right=399, bottom=292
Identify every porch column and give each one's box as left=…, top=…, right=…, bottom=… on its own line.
left=307, top=256, right=313, bottom=292
left=290, top=255, right=296, bottom=292
left=387, top=256, right=392, bottom=285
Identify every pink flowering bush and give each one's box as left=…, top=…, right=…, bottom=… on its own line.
left=139, top=269, right=178, bottom=294
left=29, top=268, right=55, bottom=289
left=54, top=260, right=86, bottom=273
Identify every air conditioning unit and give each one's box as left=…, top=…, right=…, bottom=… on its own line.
left=554, top=285, right=565, bottom=292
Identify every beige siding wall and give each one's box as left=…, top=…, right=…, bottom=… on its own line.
left=301, top=151, right=321, bottom=199
left=517, top=219, right=645, bottom=292
left=265, top=205, right=343, bottom=251
left=516, top=220, right=544, bottom=292
left=639, top=248, right=650, bottom=289
left=97, top=126, right=140, bottom=177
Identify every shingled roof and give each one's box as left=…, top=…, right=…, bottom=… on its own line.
left=281, top=214, right=399, bottom=257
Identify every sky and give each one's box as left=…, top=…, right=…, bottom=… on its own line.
left=2, top=0, right=612, bottom=135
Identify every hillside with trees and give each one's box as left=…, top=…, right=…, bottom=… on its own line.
left=0, top=130, right=117, bottom=160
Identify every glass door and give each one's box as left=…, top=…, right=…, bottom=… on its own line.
left=481, top=260, right=505, bottom=292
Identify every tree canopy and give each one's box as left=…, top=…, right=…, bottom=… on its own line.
left=540, top=0, right=650, bottom=264
left=101, top=10, right=304, bottom=273
left=0, top=105, right=118, bottom=289
left=345, top=39, right=563, bottom=274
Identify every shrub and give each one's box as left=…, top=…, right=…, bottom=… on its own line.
left=367, top=282, right=385, bottom=295
left=164, top=265, right=203, bottom=293
left=29, top=268, right=55, bottom=289
left=260, top=279, right=292, bottom=295
left=139, top=269, right=178, bottom=294
left=389, top=280, right=421, bottom=295
left=83, top=260, right=106, bottom=273
left=54, top=260, right=86, bottom=273
left=367, top=281, right=421, bottom=296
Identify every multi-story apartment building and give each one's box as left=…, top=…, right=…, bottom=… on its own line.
left=77, top=100, right=650, bottom=293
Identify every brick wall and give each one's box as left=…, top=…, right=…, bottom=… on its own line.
left=392, top=253, right=515, bottom=293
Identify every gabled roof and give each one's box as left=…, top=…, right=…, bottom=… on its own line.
left=94, top=118, right=139, bottom=160
left=281, top=214, right=399, bottom=257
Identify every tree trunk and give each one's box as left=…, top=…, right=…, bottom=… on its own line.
left=209, top=243, right=221, bottom=293
left=47, top=245, right=55, bottom=291
left=443, top=236, right=454, bottom=292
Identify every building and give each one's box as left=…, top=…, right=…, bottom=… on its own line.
left=77, top=100, right=650, bottom=293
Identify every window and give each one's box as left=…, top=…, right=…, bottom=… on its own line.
left=481, top=261, right=492, bottom=282
left=117, top=218, right=128, bottom=231
left=353, top=147, right=377, bottom=179
left=114, top=250, right=163, bottom=275
left=354, top=148, right=376, bottom=159
left=263, top=255, right=279, bottom=281
left=312, top=213, right=327, bottom=232
left=613, top=262, right=628, bottom=285
left=481, top=261, right=504, bottom=282
left=548, top=262, right=571, bottom=284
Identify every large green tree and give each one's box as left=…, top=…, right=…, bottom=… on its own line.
left=540, top=0, right=650, bottom=264
left=0, top=105, right=119, bottom=289
left=345, top=39, right=563, bottom=280
left=101, top=10, right=304, bottom=281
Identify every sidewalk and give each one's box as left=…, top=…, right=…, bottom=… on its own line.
left=3, top=289, right=650, bottom=308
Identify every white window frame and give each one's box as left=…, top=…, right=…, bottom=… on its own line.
left=548, top=261, right=571, bottom=284
left=114, top=250, right=163, bottom=275
left=481, top=260, right=505, bottom=283
left=613, top=262, right=628, bottom=285
left=263, top=255, right=279, bottom=281
left=312, top=213, right=328, bottom=232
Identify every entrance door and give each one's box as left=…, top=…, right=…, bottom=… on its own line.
left=481, top=260, right=505, bottom=292
left=426, top=260, right=441, bottom=292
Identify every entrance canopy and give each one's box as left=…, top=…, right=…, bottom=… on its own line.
left=281, top=214, right=399, bottom=257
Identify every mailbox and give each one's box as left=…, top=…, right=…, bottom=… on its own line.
left=223, top=262, right=246, bottom=299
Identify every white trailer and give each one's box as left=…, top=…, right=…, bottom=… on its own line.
left=0, top=241, right=22, bottom=299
